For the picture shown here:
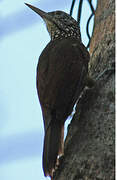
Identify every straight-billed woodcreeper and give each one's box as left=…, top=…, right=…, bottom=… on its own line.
left=25, top=3, right=90, bottom=179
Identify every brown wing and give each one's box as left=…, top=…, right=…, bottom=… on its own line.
left=36, top=38, right=90, bottom=177
left=37, top=37, right=89, bottom=127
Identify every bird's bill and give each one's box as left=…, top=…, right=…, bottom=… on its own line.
left=25, top=3, right=52, bottom=21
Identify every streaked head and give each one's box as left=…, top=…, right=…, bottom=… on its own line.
left=25, top=3, right=81, bottom=41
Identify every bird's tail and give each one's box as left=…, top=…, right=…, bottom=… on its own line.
left=43, top=119, right=64, bottom=178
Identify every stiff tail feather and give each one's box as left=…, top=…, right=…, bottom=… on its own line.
left=43, top=119, right=64, bottom=178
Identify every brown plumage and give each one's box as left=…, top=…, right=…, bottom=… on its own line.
left=25, top=3, right=90, bottom=179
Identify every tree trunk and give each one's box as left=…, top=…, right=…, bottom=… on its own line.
left=54, top=0, right=115, bottom=179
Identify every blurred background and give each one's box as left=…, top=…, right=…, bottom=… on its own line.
left=0, top=0, right=97, bottom=179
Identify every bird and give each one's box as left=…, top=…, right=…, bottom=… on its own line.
left=25, top=3, right=90, bottom=179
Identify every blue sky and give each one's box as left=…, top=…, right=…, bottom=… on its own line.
left=0, top=0, right=97, bottom=180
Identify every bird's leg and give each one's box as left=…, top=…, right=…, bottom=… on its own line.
left=76, top=66, right=115, bottom=109
left=85, top=76, right=95, bottom=88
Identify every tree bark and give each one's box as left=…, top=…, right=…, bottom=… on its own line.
left=54, top=0, right=115, bottom=179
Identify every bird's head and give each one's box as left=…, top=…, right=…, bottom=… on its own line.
left=25, top=3, right=81, bottom=41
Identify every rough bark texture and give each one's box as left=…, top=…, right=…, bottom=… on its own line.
left=54, top=0, right=115, bottom=179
